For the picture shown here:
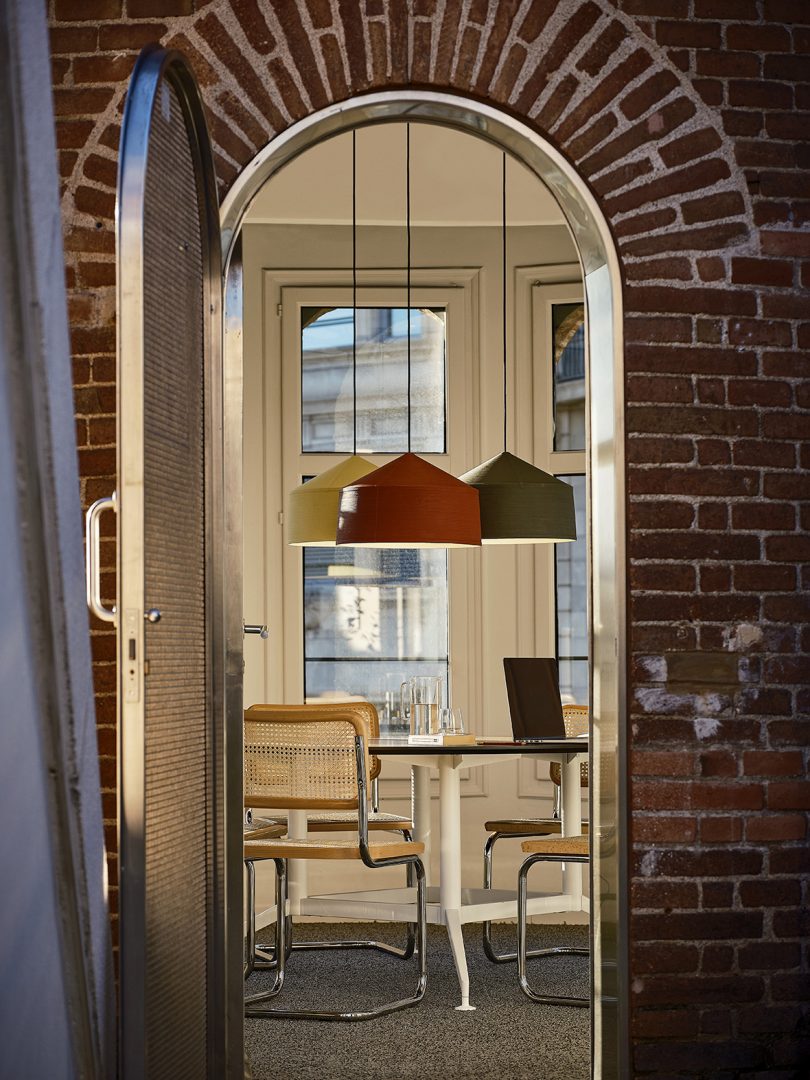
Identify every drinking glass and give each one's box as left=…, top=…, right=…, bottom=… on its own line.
left=449, top=707, right=465, bottom=735
left=439, top=707, right=465, bottom=735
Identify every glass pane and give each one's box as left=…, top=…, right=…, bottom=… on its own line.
left=556, top=474, right=588, bottom=705
left=301, top=306, right=446, bottom=454
left=558, top=659, right=589, bottom=708
left=303, top=545, right=448, bottom=731
left=552, top=302, right=586, bottom=452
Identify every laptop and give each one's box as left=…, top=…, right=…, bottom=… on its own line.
left=503, top=657, right=566, bottom=742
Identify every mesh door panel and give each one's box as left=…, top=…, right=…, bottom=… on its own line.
left=142, top=78, right=209, bottom=1079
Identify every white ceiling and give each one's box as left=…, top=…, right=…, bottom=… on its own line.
left=244, top=122, right=565, bottom=227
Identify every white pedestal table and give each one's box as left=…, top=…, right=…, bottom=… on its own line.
left=297, top=736, right=589, bottom=1010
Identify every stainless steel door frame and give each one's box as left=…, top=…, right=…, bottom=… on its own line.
left=117, top=45, right=232, bottom=1079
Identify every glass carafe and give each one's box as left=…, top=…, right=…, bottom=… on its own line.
left=401, top=675, right=443, bottom=736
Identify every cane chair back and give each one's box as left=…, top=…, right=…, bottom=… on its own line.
left=244, top=704, right=370, bottom=811
left=549, top=704, right=589, bottom=788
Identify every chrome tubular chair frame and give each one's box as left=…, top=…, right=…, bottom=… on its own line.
left=245, top=732, right=427, bottom=1021
left=245, top=832, right=417, bottom=975
left=482, top=705, right=589, bottom=963
left=482, top=827, right=558, bottom=964
left=244, top=702, right=417, bottom=970
left=517, top=850, right=590, bottom=1007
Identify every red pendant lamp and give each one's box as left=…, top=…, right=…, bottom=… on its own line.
left=336, top=125, right=481, bottom=548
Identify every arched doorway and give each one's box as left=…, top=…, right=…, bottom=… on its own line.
left=219, top=91, right=627, bottom=1077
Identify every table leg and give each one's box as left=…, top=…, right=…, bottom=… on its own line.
left=411, top=764, right=432, bottom=887
left=439, top=756, right=475, bottom=1011
left=286, top=809, right=307, bottom=916
left=561, top=753, right=583, bottom=907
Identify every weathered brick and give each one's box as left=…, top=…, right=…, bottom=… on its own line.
left=746, top=815, right=807, bottom=842
left=620, top=70, right=679, bottom=121
left=701, top=816, right=744, bottom=842
left=606, top=157, right=732, bottom=216
left=731, top=256, right=794, bottom=287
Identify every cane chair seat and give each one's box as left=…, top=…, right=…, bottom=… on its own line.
left=245, top=835, right=424, bottom=862
left=483, top=818, right=590, bottom=835
left=261, top=810, right=413, bottom=832
left=522, top=834, right=589, bottom=857
left=244, top=816, right=286, bottom=840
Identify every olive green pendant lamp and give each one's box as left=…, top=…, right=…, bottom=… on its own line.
left=460, top=153, right=576, bottom=544
left=287, top=131, right=377, bottom=546
left=336, top=125, right=481, bottom=549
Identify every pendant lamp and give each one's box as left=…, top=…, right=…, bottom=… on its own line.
left=460, top=153, right=577, bottom=544
left=287, top=131, right=377, bottom=546
left=336, top=125, right=481, bottom=548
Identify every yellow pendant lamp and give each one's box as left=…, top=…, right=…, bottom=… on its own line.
left=336, top=124, right=481, bottom=549
left=287, top=130, right=377, bottom=546
left=460, top=152, right=576, bottom=544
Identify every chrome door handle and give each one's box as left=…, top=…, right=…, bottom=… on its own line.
left=243, top=622, right=268, bottom=639
left=86, top=492, right=117, bottom=625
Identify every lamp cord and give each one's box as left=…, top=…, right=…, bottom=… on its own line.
left=502, top=150, right=507, bottom=454
left=352, top=129, right=357, bottom=457
left=406, top=122, right=411, bottom=454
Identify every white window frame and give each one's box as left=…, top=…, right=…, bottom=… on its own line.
left=514, top=263, right=588, bottom=797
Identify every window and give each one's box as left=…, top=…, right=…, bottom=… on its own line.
left=273, top=277, right=476, bottom=727
left=299, top=304, right=450, bottom=718
left=529, top=278, right=589, bottom=709
left=556, top=474, right=587, bottom=704
left=300, top=306, right=446, bottom=454
left=303, top=545, right=448, bottom=723
left=552, top=302, right=586, bottom=453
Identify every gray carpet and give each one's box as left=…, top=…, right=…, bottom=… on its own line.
left=245, top=921, right=590, bottom=1080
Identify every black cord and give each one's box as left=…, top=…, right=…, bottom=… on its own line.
left=352, top=129, right=357, bottom=457
left=502, top=150, right=507, bottom=454
left=406, top=122, right=411, bottom=454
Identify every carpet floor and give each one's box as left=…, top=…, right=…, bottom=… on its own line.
left=245, top=921, right=590, bottom=1080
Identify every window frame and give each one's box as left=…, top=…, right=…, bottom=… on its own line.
left=265, top=271, right=483, bottom=775
left=514, top=264, right=589, bottom=794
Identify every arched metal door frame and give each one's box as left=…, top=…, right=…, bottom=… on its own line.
left=219, top=91, right=627, bottom=1079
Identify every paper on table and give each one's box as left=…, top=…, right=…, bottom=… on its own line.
left=408, top=733, right=476, bottom=746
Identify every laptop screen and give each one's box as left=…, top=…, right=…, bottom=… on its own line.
left=503, top=657, right=565, bottom=740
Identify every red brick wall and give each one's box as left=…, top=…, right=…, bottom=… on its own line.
left=50, top=1, right=809, bottom=1074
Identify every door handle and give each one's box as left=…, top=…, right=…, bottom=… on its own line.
left=86, top=492, right=117, bottom=625
left=243, top=622, right=268, bottom=639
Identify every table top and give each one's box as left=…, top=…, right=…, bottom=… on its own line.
left=369, top=736, right=588, bottom=755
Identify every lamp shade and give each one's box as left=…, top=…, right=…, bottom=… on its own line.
left=459, top=450, right=576, bottom=544
left=336, top=452, right=482, bottom=548
left=288, top=454, right=378, bottom=546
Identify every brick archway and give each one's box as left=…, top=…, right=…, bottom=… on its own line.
left=62, top=2, right=754, bottom=273
left=53, top=2, right=809, bottom=1076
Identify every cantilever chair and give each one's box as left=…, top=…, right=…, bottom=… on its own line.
left=244, top=702, right=417, bottom=973
left=517, top=834, right=590, bottom=1006
left=483, top=704, right=589, bottom=963
left=243, top=706, right=427, bottom=1021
